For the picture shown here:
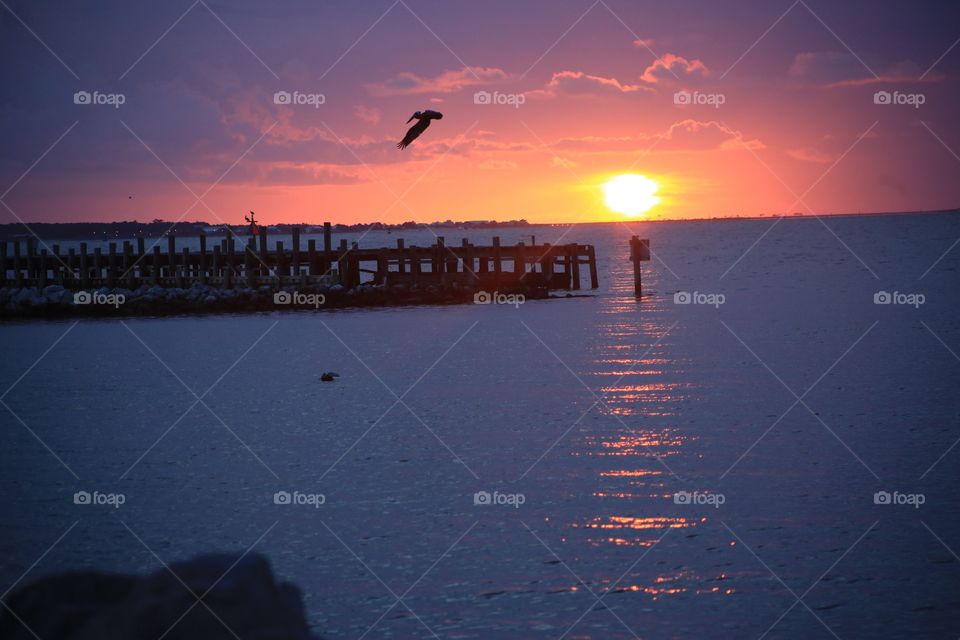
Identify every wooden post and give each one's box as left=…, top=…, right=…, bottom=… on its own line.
left=25, top=239, right=36, bottom=284
left=246, top=238, right=256, bottom=287
left=629, top=236, right=650, bottom=298
left=91, top=248, right=101, bottom=287
left=349, top=254, right=359, bottom=288
left=478, top=245, right=488, bottom=274
left=573, top=247, right=582, bottom=289
left=124, top=241, right=135, bottom=288
left=181, top=247, right=190, bottom=287
left=79, top=243, right=89, bottom=289
left=167, top=235, right=176, bottom=283
left=13, top=240, right=22, bottom=287
left=492, top=236, right=501, bottom=288
left=515, top=241, right=525, bottom=281
left=337, top=238, right=348, bottom=285
left=152, top=246, right=161, bottom=285
left=106, top=243, right=116, bottom=287
left=259, top=228, right=268, bottom=276
left=587, top=245, right=599, bottom=289
left=52, top=245, right=64, bottom=285
left=211, top=246, right=221, bottom=286
left=274, top=241, right=285, bottom=286
left=410, top=245, right=421, bottom=282
left=539, top=244, right=553, bottom=286
left=66, top=248, right=75, bottom=288
left=199, top=234, right=208, bottom=285
left=225, top=236, right=234, bottom=288
left=323, top=222, right=332, bottom=275
left=37, top=250, right=47, bottom=288
left=376, top=254, right=387, bottom=285
left=435, top=236, right=445, bottom=275
left=396, top=238, right=406, bottom=274
left=307, top=239, right=317, bottom=276
left=461, top=238, right=472, bottom=278
left=291, top=226, right=300, bottom=277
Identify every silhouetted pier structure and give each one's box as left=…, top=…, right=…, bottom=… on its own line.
left=0, top=223, right=600, bottom=292
left=629, top=236, right=651, bottom=296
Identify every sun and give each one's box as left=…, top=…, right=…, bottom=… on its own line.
left=602, top=174, right=660, bottom=217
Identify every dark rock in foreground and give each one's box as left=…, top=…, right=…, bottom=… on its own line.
left=0, top=553, right=318, bottom=640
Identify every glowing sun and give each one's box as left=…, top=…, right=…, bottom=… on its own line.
left=603, top=174, right=660, bottom=216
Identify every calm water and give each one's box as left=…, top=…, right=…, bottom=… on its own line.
left=2, top=213, right=959, bottom=638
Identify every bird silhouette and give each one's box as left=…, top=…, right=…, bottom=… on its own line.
left=397, top=110, right=443, bottom=150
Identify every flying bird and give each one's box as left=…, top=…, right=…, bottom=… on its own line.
left=397, top=110, right=443, bottom=150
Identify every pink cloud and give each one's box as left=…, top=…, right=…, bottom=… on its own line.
left=367, top=66, right=510, bottom=96
left=640, top=53, right=710, bottom=83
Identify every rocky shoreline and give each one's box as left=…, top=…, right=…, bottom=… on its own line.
left=0, top=282, right=556, bottom=319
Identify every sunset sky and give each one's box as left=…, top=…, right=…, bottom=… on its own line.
left=1, top=0, right=958, bottom=224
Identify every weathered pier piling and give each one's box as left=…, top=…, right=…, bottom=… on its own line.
left=629, top=236, right=651, bottom=297
left=0, top=224, right=600, bottom=296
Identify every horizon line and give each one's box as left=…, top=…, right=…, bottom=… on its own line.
left=2, top=206, right=958, bottom=229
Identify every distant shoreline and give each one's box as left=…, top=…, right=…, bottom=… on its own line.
left=0, top=208, right=956, bottom=240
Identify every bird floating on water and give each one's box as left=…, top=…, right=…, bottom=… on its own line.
left=397, top=110, right=443, bottom=150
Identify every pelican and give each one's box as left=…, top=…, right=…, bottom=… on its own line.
left=397, top=110, right=443, bottom=150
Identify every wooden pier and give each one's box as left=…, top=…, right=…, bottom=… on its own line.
left=0, top=223, right=600, bottom=293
